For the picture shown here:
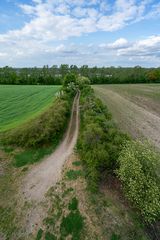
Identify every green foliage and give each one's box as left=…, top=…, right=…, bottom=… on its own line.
left=13, top=147, right=53, bottom=167
left=77, top=76, right=91, bottom=90
left=72, top=161, right=81, bottom=166
left=68, top=197, right=78, bottom=211
left=117, top=140, right=160, bottom=223
left=60, top=210, right=84, bottom=239
left=36, top=228, right=43, bottom=240
left=63, top=73, right=78, bottom=96
left=66, top=170, right=83, bottom=180
left=111, top=233, right=121, bottom=240
left=63, top=73, right=77, bottom=86
left=45, top=232, right=56, bottom=240
left=1, top=65, right=160, bottom=85
left=0, top=85, right=60, bottom=132
left=2, top=97, right=71, bottom=148
left=77, top=85, right=129, bottom=191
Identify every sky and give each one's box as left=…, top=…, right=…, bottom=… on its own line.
left=0, top=0, right=160, bottom=67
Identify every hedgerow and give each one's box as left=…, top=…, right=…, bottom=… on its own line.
left=77, top=85, right=129, bottom=191
left=117, top=140, right=160, bottom=223
left=78, top=84, right=160, bottom=224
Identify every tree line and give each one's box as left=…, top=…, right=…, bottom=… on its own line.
left=0, top=65, right=160, bottom=85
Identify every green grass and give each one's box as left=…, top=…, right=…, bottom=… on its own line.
left=0, top=154, right=18, bottom=239
left=36, top=228, right=43, bottom=240
left=0, top=85, right=60, bottom=132
left=45, top=232, right=56, bottom=240
left=60, top=210, right=84, bottom=239
left=66, top=170, right=84, bottom=180
left=13, top=146, right=54, bottom=167
left=68, top=197, right=78, bottom=211
left=111, top=233, right=121, bottom=240
left=72, top=161, right=82, bottom=166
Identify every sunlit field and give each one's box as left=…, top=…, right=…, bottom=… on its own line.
left=0, top=85, right=60, bottom=131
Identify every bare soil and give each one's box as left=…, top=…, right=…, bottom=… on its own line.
left=94, top=86, right=160, bottom=149
left=18, top=92, right=80, bottom=238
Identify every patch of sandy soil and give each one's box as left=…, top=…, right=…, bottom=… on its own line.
left=18, top=92, right=80, bottom=238
left=94, top=87, right=160, bottom=149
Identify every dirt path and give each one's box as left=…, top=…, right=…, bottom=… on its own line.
left=94, top=86, right=160, bottom=149
left=18, top=92, right=80, bottom=238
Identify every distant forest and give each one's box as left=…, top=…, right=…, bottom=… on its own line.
left=0, top=65, right=160, bottom=85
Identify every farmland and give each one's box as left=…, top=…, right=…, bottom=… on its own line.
left=0, top=78, right=160, bottom=240
left=0, top=85, right=60, bottom=132
left=93, top=84, right=160, bottom=149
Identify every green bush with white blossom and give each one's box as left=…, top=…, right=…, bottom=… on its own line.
left=117, top=140, right=160, bottom=223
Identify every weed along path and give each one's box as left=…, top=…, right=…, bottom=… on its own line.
left=19, top=92, right=80, bottom=237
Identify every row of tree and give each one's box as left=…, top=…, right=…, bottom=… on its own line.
left=0, top=65, right=160, bottom=85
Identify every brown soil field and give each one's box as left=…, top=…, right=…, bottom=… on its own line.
left=93, top=84, right=160, bottom=149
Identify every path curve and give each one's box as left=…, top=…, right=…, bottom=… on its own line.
left=22, top=91, right=80, bottom=202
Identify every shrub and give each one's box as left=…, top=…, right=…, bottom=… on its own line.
left=117, top=140, right=160, bottom=223
left=63, top=73, right=78, bottom=96
left=77, top=85, right=128, bottom=190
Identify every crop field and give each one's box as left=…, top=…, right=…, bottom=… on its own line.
left=93, top=84, right=160, bottom=149
left=1, top=79, right=160, bottom=240
left=0, top=85, right=60, bottom=132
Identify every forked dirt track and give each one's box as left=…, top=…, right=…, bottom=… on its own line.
left=19, top=92, right=80, bottom=237
left=94, top=86, right=160, bottom=149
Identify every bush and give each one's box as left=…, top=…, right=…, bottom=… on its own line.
left=117, top=140, right=160, bottom=223
left=77, top=85, right=128, bottom=191
left=63, top=73, right=78, bottom=97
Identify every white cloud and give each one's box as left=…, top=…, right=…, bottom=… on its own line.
left=0, top=52, right=8, bottom=57
left=0, top=35, right=159, bottom=67
left=117, top=35, right=160, bottom=57
left=1, top=0, right=159, bottom=44
left=19, top=4, right=35, bottom=15
left=0, top=0, right=160, bottom=66
left=107, top=38, right=129, bottom=49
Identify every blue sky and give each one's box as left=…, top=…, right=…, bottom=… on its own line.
left=0, top=0, right=160, bottom=67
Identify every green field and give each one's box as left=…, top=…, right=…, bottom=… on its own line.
left=0, top=85, right=60, bottom=132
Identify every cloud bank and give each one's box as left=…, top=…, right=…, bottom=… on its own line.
left=0, top=0, right=160, bottom=66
